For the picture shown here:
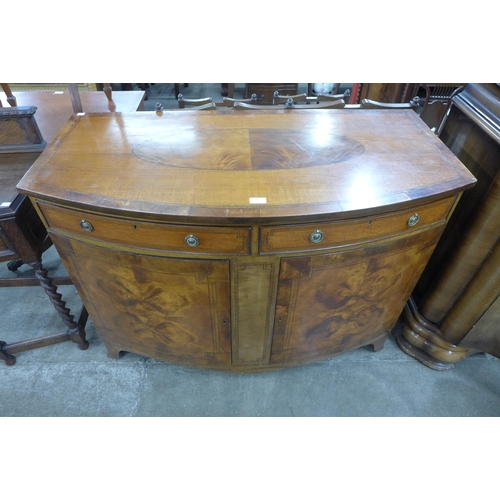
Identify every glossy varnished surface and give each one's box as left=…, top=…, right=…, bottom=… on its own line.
left=0, top=90, right=146, bottom=144
left=15, top=109, right=477, bottom=371
left=399, top=84, right=500, bottom=369
left=17, top=109, right=475, bottom=221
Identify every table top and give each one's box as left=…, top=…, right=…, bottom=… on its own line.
left=0, top=90, right=146, bottom=144
left=17, top=108, right=477, bottom=223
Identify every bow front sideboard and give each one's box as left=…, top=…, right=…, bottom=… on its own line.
left=16, top=109, right=476, bottom=372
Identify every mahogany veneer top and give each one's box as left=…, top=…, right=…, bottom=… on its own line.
left=17, top=109, right=476, bottom=222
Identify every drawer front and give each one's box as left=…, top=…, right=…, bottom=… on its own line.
left=37, top=202, right=251, bottom=255
left=260, top=196, right=456, bottom=254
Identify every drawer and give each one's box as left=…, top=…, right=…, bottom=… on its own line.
left=37, top=202, right=251, bottom=255
left=260, top=197, right=456, bottom=254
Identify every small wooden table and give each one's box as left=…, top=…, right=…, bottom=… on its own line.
left=17, top=108, right=476, bottom=372
left=0, top=107, right=90, bottom=365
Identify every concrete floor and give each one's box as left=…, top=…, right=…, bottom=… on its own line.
left=2, top=83, right=500, bottom=417
left=1, top=243, right=500, bottom=417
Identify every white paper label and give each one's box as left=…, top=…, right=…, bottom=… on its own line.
left=76, top=112, right=86, bottom=116
left=249, top=197, right=267, bottom=204
left=1, top=202, right=11, bottom=207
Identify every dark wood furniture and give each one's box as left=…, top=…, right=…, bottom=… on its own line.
left=398, top=83, right=500, bottom=369
left=0, top=89, right=145, bottom=365
left=360, top=98, right=420, bottom=110
left=416, top=84, right=465, bottom=134
left=0, top=84, right=17, bottom=107
left=245, top=84, right=299, bottom=104
left=17, top=108, right=475, bottom=372
left=221, top=84, right=235, bottom=98
left=233, top=100, right=345, bottom=110
left=0, top=107, right=88, bottom=365
left=351, top=83, right=420, bottom=105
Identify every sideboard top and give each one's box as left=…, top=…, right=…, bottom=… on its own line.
left=17, top=109, right=476, bottom=221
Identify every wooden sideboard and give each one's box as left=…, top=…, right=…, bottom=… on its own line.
left=399, top=83, right=500, bottom=369
left=17, top=109, right=475, bottom=372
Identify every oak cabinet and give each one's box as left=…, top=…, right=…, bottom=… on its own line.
left=17, top=110, right=475, bottom=372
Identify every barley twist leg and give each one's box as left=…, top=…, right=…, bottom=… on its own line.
left=31, top=262, right=89, bottom=350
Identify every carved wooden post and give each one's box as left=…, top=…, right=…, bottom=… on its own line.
left=0, top=83, right=17, bottom=107
left=67, top=83, right=83, bottom=113
left=31, top=262, right=89, bottom=350
left=103, top=83, right=116, bottom=111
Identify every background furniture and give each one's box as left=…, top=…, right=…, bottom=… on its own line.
left=307, top=83, right=341, bottom=96
left=399, top=83, right=500, bottom=369
left=177, top=95, right=214, bottom=108
left=0, top=89, right=146, bottom=141
left=416, top=84, right=465, bottom=134
left=233, top=100, right=345, bottom=110
left=0, top=87, right=146, bottom=364
left=17, top=108, right=475, bottom=372
left=245, top=83, right=299, bottom=104
left=350, top=83, right=419, bottom=105
left=0, top=106, right=88, bottom=365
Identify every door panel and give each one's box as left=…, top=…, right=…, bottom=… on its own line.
left=271, top=228, right=444, bottom=365
left=50, top=234, right=232, bottom=368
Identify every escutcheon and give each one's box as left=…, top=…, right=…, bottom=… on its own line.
left=79, top=220, right=93, bottom=232
left=185, top=234, right=200, bottom=247
left=407, top=214, right=420, bottom=227
left=309, top=229, right=325, bottom=244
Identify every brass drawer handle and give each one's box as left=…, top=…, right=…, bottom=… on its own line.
left=185, top=234, right=200, bottom=247
left=80, top=219, right=94, bottom=232
left=309, top=229, right=325, bottom=244
left=407, top=214, right=420, bottom=227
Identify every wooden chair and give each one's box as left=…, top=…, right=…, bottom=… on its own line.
left=273, top=90, right=351, bottom=105
left=177, top=94, right=215, bottom=109
left=218, top=93, right=264, bottom=106
left=245, top=83, right=299, bottom=104
left=174, top=83, right=189, bottom=99
left=233, top=99, right=345, bottom=110
left=0, top=83, right=16, bottom=107
left=417, top=84, right=465, bottom=135
left=360, top=98, right=421, bottom=110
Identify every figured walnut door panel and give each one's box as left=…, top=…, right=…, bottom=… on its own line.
left=271, top=227, right=445, bottom=365
left=50, top=234, right=231, bottom=368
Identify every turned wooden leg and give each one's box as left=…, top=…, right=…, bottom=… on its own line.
left=0, top=83, right=17, bottom=107
left=31, top=262, right=89, bottom=350
left=0, top=341, right=16, bottom=366
left=103, top=83, right=116, bottom=111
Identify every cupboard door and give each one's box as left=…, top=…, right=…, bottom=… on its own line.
left=270, top=227, right=444, bottom=366
left=50, top=234, right=232, bottom=369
